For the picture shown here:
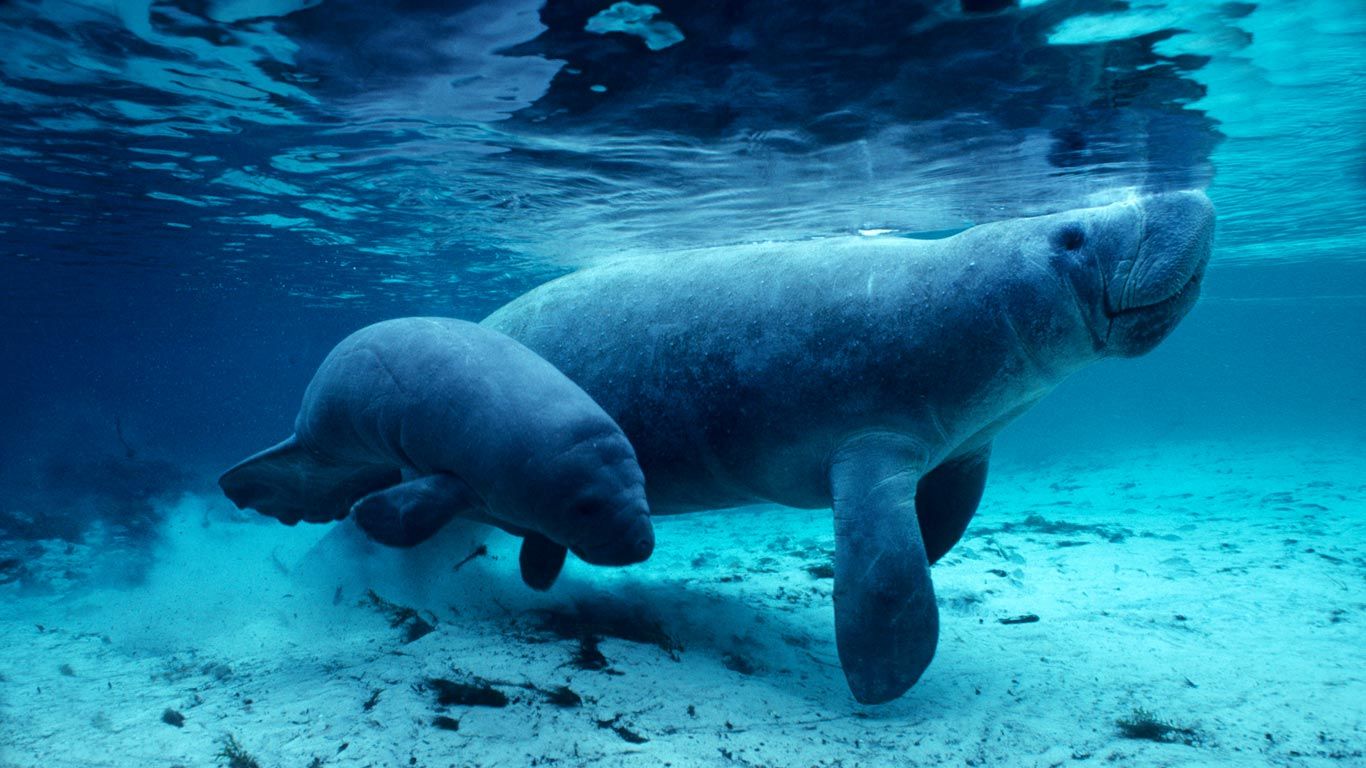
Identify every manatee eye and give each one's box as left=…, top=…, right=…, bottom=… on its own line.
left=1054, top=224, right=1085, bottom=251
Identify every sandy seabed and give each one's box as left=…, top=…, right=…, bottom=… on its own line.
left=1, top=440, right=1362, bottom=768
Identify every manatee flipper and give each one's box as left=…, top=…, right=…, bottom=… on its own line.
left=347, top=471, right=579, bottom=589
left=829, top=437, right=937, bottom=705
left=915, top=444, right=991, bottom=565
left=351, top=473, right=484, bottom=548
left=518, top=533, right=568, bottom=591
left=219, top=435, right=400, bottom=526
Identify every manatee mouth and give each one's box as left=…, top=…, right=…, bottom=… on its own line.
left=1105, top=190, right=1214, bottom=320
left=571, top=513, right=655, bottom=566
left=1105, top=269, right=1203, bottom=320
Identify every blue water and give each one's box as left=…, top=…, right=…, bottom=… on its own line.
left=3, top=0, right=1363, bottom=465
left=1, top=1, right=1364, bottom=764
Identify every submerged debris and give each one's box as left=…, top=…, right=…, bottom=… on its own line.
left=0, top=557, right=23, bottom=585
left=451, top=544, right=489, bottom=572
left=573, top=635, right=611, bottom=672
left=596, top=715, right=649, bottom=744
left=363, top=689, right=382, bottom=712
left=977, top=514, right=1129, bottom=543
left=161, top=708, right=185, bottom=727
left=362, top=590, right=437, bottom=643
left=721, top=652, right=758, bottom=676
left=1116, top=708, right=1201, bottom=746
left=534, top=603, right=681, bottom=658
left=942, top=590, right=986, bottom=614
left=404, top=616, right=435, bottom=642
left=525, top=601, right=681, bottom=673
left=541, top=685, right=582, bottom=708
left=218, top=735, right=262, bottom=768
left=432, top=715, right=461, bottom=731
left=424, top=677, right=509, bottom=708
left=478, top=678, right=584, bottom=707
left=804, top=562, right=835, bottom=579
left=998, top=614, right=1040, bottom=625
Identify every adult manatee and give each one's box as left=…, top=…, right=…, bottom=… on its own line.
left=219, top=317, right=653, bottom=590
left=484, top=191, right=1214, bottom=703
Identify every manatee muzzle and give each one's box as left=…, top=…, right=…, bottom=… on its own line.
left=572, top=504, right=654, bottom=566
left=1105, top=190, right=1214, bottom=317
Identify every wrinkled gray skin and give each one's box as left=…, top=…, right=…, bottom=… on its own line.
left=219, top=318, right=653, bottom=589
left=484, top=192, right=1214, bottom=704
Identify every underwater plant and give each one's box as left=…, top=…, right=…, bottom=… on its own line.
left=217, top=734, right=262, bottom=768
left=1116, top=708, right=1201, bottom=746
left=361, top=589, right=437, bottom=643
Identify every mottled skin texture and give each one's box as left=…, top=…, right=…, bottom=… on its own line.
left=219, top=318, right=653, bottom=587
left=485, top=192, right=1214, bottom=703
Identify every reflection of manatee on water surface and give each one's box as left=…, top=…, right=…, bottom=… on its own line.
left=220, top=191, right=1212, bottom=705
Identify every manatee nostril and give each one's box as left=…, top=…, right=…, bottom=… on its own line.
left=1056, top=224, right=1085, bottom=251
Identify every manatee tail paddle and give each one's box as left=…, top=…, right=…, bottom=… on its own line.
left=219, top=435, right=401, bottom=526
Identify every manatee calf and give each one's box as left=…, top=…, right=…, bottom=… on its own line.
left=219, top=317, right=653, bottom=589
left=484, top=191, right=1214, bottom=703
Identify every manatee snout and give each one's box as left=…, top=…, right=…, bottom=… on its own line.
left=1104, top=190, right=1214, bottom=356
left=572, top=498, right=654, bottom=566
left=562, top=461, right=654, bottom=566
left=518, top=482, right=651, bottom=592
left=537, top=432, right=654, bottom=568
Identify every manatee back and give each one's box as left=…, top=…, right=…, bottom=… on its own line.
left=301, top=318, right=593, bottom=470
left=482, top=241, right=965, bottom=509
